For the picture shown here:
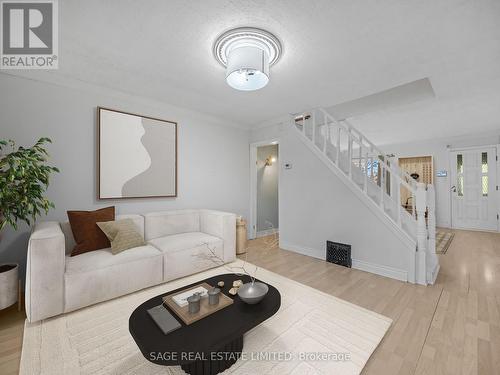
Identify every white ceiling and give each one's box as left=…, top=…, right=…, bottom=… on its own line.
left=9, top=0, right=500, bottom=143
left=326, top=78, right=436, bottom=120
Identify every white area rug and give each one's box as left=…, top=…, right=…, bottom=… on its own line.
left=20, top=260, right=391, bottom=375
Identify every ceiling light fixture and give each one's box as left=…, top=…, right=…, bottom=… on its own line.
left=213, top=27, right=282, bottom=91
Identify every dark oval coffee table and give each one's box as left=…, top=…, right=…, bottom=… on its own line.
left=129, top=273, right=281, bottom=375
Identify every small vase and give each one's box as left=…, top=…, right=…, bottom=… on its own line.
left=208, top=287, right=221, bottom=305
left=237, top=282, right=269, bottom=304
left=187, top=294, right=201, bottom=314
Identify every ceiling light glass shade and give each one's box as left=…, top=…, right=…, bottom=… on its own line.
left=226, top=46, right=269, bottom=91
left=214, top=27, right=282, bottom=92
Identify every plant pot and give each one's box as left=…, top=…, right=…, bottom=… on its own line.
left=0, top=263, right=18, bottom=310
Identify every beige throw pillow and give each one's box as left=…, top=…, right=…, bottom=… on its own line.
left=97, top=219, right=145, bottom=254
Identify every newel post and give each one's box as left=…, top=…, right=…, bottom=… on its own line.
left=415, top=183, right=427, bottom=285
left=426, top=184, right=439, bottom=284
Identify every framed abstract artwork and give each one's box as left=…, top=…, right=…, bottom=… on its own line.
left=97, top=107, right=177, bottom=199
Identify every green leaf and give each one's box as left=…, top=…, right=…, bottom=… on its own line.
left=0, top=137, right=58, bottom=230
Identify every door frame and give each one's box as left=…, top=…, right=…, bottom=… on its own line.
left=249, top=139, right=280, bottom=240
left=448, top=144, right=500, bottom=232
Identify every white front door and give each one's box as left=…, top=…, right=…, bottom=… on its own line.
left=450, top=147, right=498, bottom=231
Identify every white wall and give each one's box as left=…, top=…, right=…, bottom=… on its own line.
left=384, top=132, right=500, bottom=228
left=251, top=122, right=416, bottom=281
left=0, top=73, right=250, bottom=282
left=256, top=144, right=279, bottom=232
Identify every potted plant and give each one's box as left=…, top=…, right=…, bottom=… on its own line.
left=0, top=138, right=59, bottom=310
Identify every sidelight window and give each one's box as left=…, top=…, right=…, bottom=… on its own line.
left=481, top=152, right=488, bottom=196
left=457, top=154, right=463, bottom=197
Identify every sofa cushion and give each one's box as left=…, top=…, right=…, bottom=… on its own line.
left=148, top=232, right=222, bottom=254
left=67, top=206, right=115, bottom=256
left=143, top=210, right=200, bottom=240
left=65, top=244, right=161, bottom=274
left=148, top=232, right=223, bottom=282
left=64, top=244, right=163, bottom=313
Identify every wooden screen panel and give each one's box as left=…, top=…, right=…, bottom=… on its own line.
left=398, top=156, right=433, bottom=207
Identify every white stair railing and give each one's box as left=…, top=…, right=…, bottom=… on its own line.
left=292, top=108, right=438, bottom=284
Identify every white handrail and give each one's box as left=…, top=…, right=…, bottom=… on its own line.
left=294, top=109, right=417, bottom=195
left=292, top=108, right=428, bottom=218
left=321, top=123, right=415, bottom=193
left=317, top=108, right=419, bottom=192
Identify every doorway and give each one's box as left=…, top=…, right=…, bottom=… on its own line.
left=398, top=155, right=433, bottom=209
left=450, top=146, right=498, bottom=231
left=250, top=140, right=279, bottom=239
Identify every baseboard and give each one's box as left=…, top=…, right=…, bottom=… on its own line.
left=256, top=228, right=279, bottom=238
left=449, top=225, right=499, bottom=233
left=279, top=242, right=324, bottom=260
left=351, top=259, right=408, bottom=282
left=427, top=263, right=440, bottom=285
left=280, top=241, right=409, bottom=282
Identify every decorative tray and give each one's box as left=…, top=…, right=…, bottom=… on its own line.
left=162, top=282, right=233, bottom=325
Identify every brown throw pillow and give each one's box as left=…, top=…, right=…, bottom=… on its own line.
left=67, top=206, right=115, bottom=256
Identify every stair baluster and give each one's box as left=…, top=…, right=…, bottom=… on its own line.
left=323, top=113, right=328, bottom=152
left=311, top=111, right=316, bottom=145
left=396, top=178, right=402, bottom=226
left=363, top=149, right=368, bottom=193
left=336, top=127, right=341, bottom=167
left=379, top=162, right=385, bottom=208
left=415, top=183, right=428, bottom=284
left=347, top=128, right=353, bottom=178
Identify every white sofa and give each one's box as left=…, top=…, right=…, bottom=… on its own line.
left=25, top=209, right=236, bottom=322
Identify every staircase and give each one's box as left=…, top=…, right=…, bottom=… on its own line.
left=291, top=108, right=439, bottom=285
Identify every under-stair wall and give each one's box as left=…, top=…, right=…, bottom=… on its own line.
left=250, top=108, right=439, bottom=285
left=279, top=129, right=417, bottom=282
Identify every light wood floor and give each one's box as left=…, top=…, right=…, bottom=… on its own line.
left=242, top=230, right=500, bottom=375
left=0, top=302, right=24, bottom=375
left=1, top=229, right=499, bottom=375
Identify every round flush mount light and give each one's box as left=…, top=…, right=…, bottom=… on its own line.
left=213, top=27, right=282, bottom=91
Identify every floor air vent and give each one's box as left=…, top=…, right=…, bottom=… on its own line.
left=326, top=241, right=352, bottom=268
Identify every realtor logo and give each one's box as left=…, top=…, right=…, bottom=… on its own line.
left=1, top=0, right=58, bottom=69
